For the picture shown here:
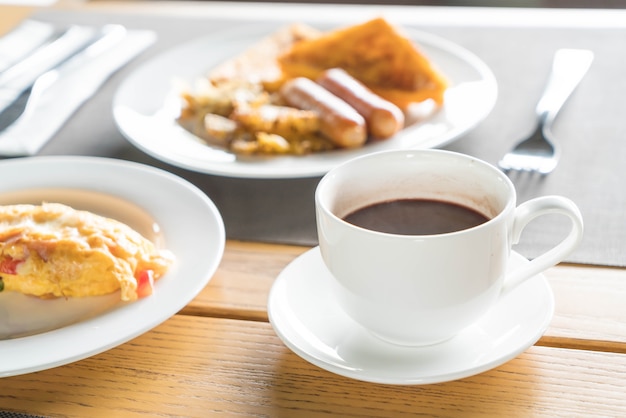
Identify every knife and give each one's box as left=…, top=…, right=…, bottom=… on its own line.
left=0, top=24, right=97, bottom=113
left=0, top=20, right=56, bottom=73
left=0, top=27, right=157, bottom=156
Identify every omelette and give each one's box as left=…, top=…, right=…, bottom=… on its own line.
left=0, top=203, right=174, bottom=301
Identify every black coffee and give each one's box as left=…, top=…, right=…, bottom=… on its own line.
left=343, top=198, right=489, bottom=235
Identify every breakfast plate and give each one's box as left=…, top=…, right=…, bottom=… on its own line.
left=113, top=22, right=497, bottom=178
left=268, top=247, right=554, bottom=385
left=0, top=156, right=225, bottom=377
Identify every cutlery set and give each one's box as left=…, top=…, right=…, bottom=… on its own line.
left=498, top=48, right=593, bottom=175
left=0, top=20, right=156, bottom=156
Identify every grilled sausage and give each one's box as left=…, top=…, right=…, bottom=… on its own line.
left=280, top=77, right=367, bottom=148
left=317, top=68, right=405, bottom=139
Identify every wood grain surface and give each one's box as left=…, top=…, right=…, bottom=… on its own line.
left=184, top=241, right=626, bottom=353
left=0, top=6, right=33, bottom=36
left=2, top=315, right=626, bottom=417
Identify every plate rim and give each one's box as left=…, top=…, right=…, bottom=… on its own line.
left=113, top=22, right=498, bottom=179
left=0, top=155, right=226, bottom=377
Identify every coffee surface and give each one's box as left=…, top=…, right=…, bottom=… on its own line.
left=343, top=199, right=489, bottom=235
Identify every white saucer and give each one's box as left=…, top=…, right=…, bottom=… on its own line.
left=268, top=247, right=554, bottom=385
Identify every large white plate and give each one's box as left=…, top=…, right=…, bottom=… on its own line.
left=0, top=156, right=225, bottom=377
left=113, top=22, right=497, bottom=178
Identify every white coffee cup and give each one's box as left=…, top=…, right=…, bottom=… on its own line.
left=315, top=149, right=583, bottom=346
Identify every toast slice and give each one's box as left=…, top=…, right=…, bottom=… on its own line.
left=277, top=17, right=448, bottom=108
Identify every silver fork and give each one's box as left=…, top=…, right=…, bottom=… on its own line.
left=498, top=48, right=594, bottom=174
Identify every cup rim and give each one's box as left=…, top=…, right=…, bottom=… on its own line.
left=315, top=149, right=516, bottom=239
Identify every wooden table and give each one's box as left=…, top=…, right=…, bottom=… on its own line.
left=1, top=2, right=626, bottom=416
left=2, top=240, right=626, bottom=416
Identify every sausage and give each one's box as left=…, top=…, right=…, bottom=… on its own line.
left=280, top=77, right=367, bottom=148
left=317, top=68, right=405, bottom=139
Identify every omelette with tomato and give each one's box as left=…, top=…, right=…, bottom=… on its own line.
left=0, top=203, right=174, bottom=301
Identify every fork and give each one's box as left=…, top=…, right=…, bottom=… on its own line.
left=498, top=48, right=594, bottom=174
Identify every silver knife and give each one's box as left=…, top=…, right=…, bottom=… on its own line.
left=0, top=27, right=157, bottom=156
left=0, top=20, right=56, bottom=73
left=0, top=24, right=97, bottom=113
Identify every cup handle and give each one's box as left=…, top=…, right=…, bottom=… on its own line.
left=501, top=196, right=584, bottom=295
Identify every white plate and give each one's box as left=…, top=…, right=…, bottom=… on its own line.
left=113, top=23, right=497, bottom=178
left=268, top=247, right=554, bottom=385
left=0, top=156, right=225, bottom=377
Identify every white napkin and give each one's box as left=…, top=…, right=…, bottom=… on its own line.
left=0, top=28, right=156, bottom=156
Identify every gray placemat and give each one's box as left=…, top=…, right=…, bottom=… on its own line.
left=0, top=412, right=47, bottom=418
left=7, top=9, right=626, bottom=267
